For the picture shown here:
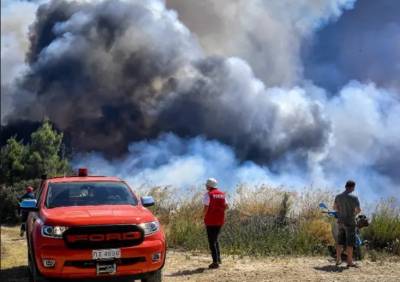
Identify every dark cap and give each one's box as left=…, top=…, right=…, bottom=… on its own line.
left=345, top=180, right=356, bottom=189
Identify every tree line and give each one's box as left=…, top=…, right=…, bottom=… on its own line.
left=0, top=120, right=71, bottom=222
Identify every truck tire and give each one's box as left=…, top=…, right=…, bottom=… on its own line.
left=142, top=269, right=162, bottom=282
left=28, top=248, right=48, bottom=282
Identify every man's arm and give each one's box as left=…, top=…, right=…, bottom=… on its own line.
left=333, top=196, right=339, bottom=211
left=354, top=197, right=361, bottom=215
left=203, top=205, right=208, bottom=217
left=225, top=197, right=229, bottom=211
left=202, top=193, right=209, bottom=217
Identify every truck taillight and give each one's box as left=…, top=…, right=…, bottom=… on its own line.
left=78, top=168, right=88, bottom=177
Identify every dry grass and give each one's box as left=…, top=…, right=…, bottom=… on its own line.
left=2, top=226, right=400, bottom=282
left=232, top=184, right=291, bottom=216
left=1, top=226, right=27, bottom=269
left=145, top=185, right=400, bottom=257
left=145, top=186, right=338, bottom=255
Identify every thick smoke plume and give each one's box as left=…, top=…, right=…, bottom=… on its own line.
left=6, top=0, right=329, bottom=163
left=2, top=0, right=400, bottom=201
left=75, top=83, right=400, bottom=201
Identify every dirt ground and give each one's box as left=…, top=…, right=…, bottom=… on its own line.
left=2, top=226, right=400, bottom=282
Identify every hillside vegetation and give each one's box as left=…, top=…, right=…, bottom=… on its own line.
left=1, top=121, right=399, bottom=257
left=146, top=186, right=400, bottom=256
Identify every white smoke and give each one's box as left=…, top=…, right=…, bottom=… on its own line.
left=322, top=82, right=400, bottom=199
left=73, top=133, right=308, bottom=191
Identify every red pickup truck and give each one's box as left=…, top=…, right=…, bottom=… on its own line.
left=20, top=169, right=166, bottom=281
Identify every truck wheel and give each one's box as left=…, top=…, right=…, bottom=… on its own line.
left=28, top=248, right=48, bottom=282
left=142, top=269, right=162, bottom=282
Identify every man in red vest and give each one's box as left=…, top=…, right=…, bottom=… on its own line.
left=203, top=178, right=228, bottom=269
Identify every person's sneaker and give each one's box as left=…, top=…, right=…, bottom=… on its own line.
left=208, top=262, right=219, bottom=269
left=346, top=263, right=359, bottom=268
left=19, top=230, right=24, bottom=237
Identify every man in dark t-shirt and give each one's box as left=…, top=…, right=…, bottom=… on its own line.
left=333, top=180, right=361, bottom=267
left=18, top=186, right=36, bottom=236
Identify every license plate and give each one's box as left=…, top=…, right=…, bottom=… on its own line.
left=96, top=262, right=116, bottom=275
left=92, top=249, right=121, bottom=260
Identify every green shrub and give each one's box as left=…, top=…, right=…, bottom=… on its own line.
left=168, top=218, right=207, bottom=250
left=362, top=198, right=400, bottom=255
left=221, top=213, right=301, bottom=256
left=149, top=187, right=206, bottom=250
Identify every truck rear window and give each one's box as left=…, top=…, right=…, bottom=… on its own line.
left=46, top=182, right=138, bottom=208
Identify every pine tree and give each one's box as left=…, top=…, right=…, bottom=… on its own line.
left=26, top=120, right=70, bottom=179
left=0, top=137, right=27, bottom=185
left=0, top=120, right=70, bottom=184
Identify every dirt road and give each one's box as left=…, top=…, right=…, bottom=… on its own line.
left=2, top=226, right=400, bottom=281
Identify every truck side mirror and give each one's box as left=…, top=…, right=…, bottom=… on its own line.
left=141, top=196, right=155, bottom=207
left=20, top=199, right=39, bottom=212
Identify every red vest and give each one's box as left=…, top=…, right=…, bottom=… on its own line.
left=204, top=188, right=226, bottom=226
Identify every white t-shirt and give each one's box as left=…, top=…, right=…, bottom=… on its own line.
left=203, top=193, right=210, bottom=206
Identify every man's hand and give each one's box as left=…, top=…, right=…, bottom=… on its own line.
left=333, top=201, right=338, bottom=211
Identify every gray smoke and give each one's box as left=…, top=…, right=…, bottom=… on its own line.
left=6, top=0, right=329, bottom=163
left=2, top=0, right=400, bottom=201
